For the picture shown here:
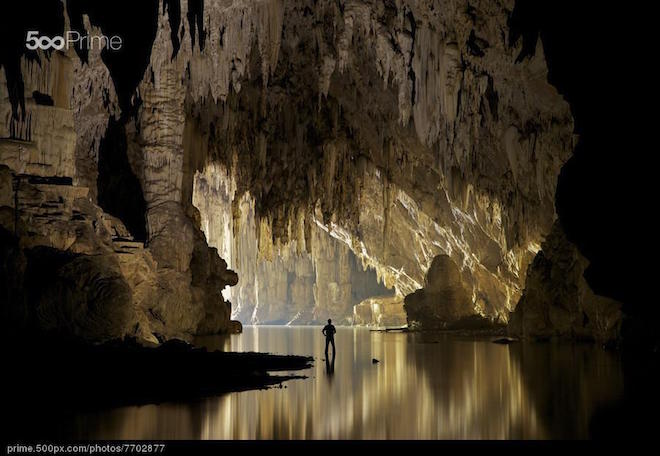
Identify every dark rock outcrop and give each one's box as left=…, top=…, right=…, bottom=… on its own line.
left=404, top=254, right=500, bottom=330
left=3, top=334, right=313, bottom=439
left=25, top=246, right=133, bottom=341
left=509, top=1, right=653, bottom=344
left=0, top=160, right=239, bottom=342
left=508, top=221, right=622, bottom=343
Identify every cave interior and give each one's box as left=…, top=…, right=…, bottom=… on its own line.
left=0, top=0, right=653, bottom=343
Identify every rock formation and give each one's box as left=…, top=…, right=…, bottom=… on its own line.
left=181, top=0, right=573, bottom=325
left=499, top=1, right=653, bottom=344
left=508, top=221, right=622, bottom=343
left=0, top=156, right=238, bottom=342
left=0, top=3, right=240, bottom=341
left=507, top=0, right=648, bottom=311
left=404, top=254, right=499, bottom=329
left=2, top=0, right=585, bottom=336
left=193, top=164, right=392, bottom=325
left=353, top=295, right=407, bottom=328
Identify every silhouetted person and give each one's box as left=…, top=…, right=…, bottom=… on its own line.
left=322, top=318, right=336, bottom=360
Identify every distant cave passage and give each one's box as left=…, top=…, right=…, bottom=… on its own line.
left=191, top=167, right=394, bottom=325
left=97, top=117, right=147, bottom=241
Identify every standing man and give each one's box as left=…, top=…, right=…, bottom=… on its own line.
left=322, top=318, right=336, bottom=359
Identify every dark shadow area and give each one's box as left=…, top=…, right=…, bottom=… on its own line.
left=325, top=355, right=335, bottom=377
left=509, top=0, right=651, bottom=317
left=2, top=333, right=313, bottom=439
left=588, top=350, right=660, bottom=439
left=31, top=91, right=54, bottom=106
left=507, top=341, right=625, bottom=439
left=0, top=0, right=64, bottom=123
left=510, top=2, right=658, bottom=437
left=187, top=0, right=206, bottom=51
left=506, top=339, right=660, bottom=440
left=97, top=117, right=148, bottom=241
left=66, top=0, right=160, bottom=116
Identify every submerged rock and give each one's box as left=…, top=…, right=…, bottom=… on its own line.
left=229, top=320, right=243, bottom=334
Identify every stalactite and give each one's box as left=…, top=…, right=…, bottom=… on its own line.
left=191, top=162, right=392, bottom=325
left=1, top=0, right=576, bottom=330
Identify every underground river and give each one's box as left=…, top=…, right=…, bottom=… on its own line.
left=52, top=326, right=627, bottom=439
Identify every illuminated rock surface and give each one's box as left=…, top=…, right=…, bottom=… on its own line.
left=404, top=253, right=500, bottom=329
left=177, top=0, right=572, bottom=324
left=193, top=164, right=392, bottom=324
left=0, top=26, right=239, bottom=340
left=135, top=0, right=571, bottom=325
left=2, top=0, right=581, bottom=336
left=353, top=295, right=407, bottom=328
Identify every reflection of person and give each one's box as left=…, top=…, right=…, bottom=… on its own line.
left=325, top=355, right=335, bottom=376
left=322, top=319, right=336, bottom=359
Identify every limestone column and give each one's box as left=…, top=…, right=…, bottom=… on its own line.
left=138, top=4, right=191, bottom=272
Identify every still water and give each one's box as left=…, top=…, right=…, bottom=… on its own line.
left=69, top=326, right=623, bottom=439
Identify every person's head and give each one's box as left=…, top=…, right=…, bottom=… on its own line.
left=328, top=319, right=332, bottom=324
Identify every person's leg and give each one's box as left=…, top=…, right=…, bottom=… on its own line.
left=325, top=338, right=329, bottom=358
left=330, top=338, right=336, bottom=358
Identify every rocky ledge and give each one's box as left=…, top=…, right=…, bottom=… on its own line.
left=3, top=333, right=313, bottom=415
left=0, top=162, right=241, bottom=343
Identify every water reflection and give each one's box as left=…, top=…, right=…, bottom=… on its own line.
left=70, top=327, right=623, bottom=439
left=325, top=356, right=335, bottom=377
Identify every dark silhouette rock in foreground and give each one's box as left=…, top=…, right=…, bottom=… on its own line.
left=2, top=333, right=313, bottom=418
left=0, top=163, right=241, bottom=343
left=508, top=221, right=622, bottom=343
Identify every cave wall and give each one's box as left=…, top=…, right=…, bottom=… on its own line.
left=507, top=0, right=651, bottom=341
left=192, top=162, right=392, bottom=325
left=508, top=221, right=622, bottom=343
left=2, top=0, right=580, bottom=333
left=0, top=0, right=240, bottom=342
left=0, top=52, right=76, bottom=178
left=178, top=0, right=572, bottom=323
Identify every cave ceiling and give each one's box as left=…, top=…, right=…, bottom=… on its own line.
left=1, top=0, right=577, bottom=325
